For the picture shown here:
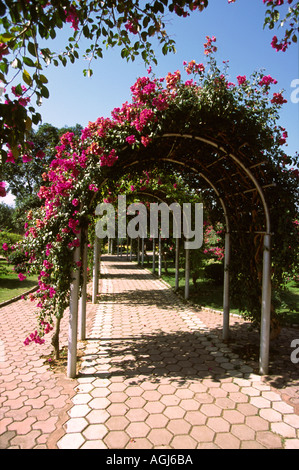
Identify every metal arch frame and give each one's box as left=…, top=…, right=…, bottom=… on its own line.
left=67, top=133, right=272, bottom=378
left=160, top=133, right=272, bottom=374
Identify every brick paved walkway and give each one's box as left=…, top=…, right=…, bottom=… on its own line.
left=1, top=255, right=299, bottom=449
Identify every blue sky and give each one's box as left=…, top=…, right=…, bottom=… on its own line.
left=3, top=0, right=299, bottom=205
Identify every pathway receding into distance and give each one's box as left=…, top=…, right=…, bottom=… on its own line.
left=1, top=255, right=299, bottom=449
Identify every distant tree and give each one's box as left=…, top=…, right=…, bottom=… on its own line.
left=0, top=202, right=15, bottom=231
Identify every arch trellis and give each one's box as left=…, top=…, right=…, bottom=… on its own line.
left=18, top=63, right=298, bottom=382
left=67, top=130, right=274, bottom=378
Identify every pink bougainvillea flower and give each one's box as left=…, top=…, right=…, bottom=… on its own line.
left=18, top=273, right=27, bottom=281
left=2, top=243, right=8, bottom=251
left=271, top=92, right=287, bottom=105
left=237, top=75, right=247, bottom=85
left=65, top=5, right=79, bottom=31
left=22, top=154, right=32, bottom=163
left=126, top=135, right=136, bottom=145
left=36, top=150, right=45, bottom=159
left=0, top=181, right=6, bottom=197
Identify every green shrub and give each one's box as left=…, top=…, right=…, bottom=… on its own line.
left=204, top=262, right=224, bottom=285
left=0, top=231, right=22, bottom=257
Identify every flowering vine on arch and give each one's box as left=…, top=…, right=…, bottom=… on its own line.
left=6, top=41, right=298, bottom=359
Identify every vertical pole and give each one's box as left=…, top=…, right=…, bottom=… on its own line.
left=67, top=237, right=81, bottom=379
left=141, top=237, right=145, bottom=266
left=130, top=237, right=132, bottom=261
left=223, top=232, right=230, bottom=341
left=158, top=232, right=162, bottom=277
left=185, top=247, right=190, bottom=300
left=152, top=238, right=156, bottom=274
left=117, top=237, right=119, bottom=257
left=175, top=237, right=179, bottom=292
left=259, top=233, right=271, bottom=375
left=92, top=237, right=99, bottom=304
left=78, top=233, right=88, bottom=341
left=137, top=236, right=140, bottom=264
left=126, top=236, right=129, bottom=259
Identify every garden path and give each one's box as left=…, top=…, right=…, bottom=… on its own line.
left=0, top=255, right=298, bottom=449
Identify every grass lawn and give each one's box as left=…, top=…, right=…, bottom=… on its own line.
left=0, top=259, right=38, bottom=304
left=159, top=262, right=299, bottom=325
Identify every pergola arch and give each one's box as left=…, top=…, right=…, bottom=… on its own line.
left=67, top=130, right=273, bottom=378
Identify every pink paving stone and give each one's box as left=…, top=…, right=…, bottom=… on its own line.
left=194, top=393, right=214, bottom=404
left=256, top=431, right=283, bottom=449
left=207, top=417, right=230, bottom=433
left=144, top=401, right=165, bottom=414
left=148, top=428, right=173, bottom=446
left=259, top=408, right=282, bottom=422
left=167, top=418, right=191, bottom=435
left=83, top=424, right=108, bottom=440
left=57, top=433, right=85, bottom=449
left=126, top=422, right=150, bottom=438
left=160, top=394, right=181, bottom=406
left=231, top=424, right=256, bottom=441
left=32, top=416, right=58, bottom=434
left=126, top=408, right=149, bottom=422
left=86, top=409, right=110, bottom=424
left=124, top=386, right=144, bottom=397
left=240, top=440, right=266, bottom=449
left=10, top=430, right=42, bottom=449
left=200, top=404, right=222, bottom=417
left=89, top=397, right=110, bottom=409
left=222, top=410, right=245, bottom=425
left=107, top=403, right=129, bottom=416
left=214, top=432, right=240, bottom=449
left=106, top=416, right=130, bottom=431
left=214, top=397, right=236, bottom=410
left=271, top=422, right=296, bottom=438
left=245, top=415, right=269, bottom=431
left=81, top=440, right=107, bottom=449
left=189, top=383, right=208, bottom=393
left=163, top=406, right=185, bottom=420
left=190, top=425, right=215, bottom=443
left=8, top=417, right=37, bottom=435
left=185, top=411, right=207, bottom=426
left=104, top=430, right=130, bottom=449
left=142, top=390, right=162, bottom=401
left=64, top=418, right=89, bottom=433
left=179, top=399, right=201, bottom=411
left=171, top=435, right=197, bottom=449
left=125, top=397, right=146, bottom=409
left=146, top=413, right=169, bottom=429
left=249, top=396, right=271, bottom=409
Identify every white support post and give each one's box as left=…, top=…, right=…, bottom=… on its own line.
left=78, top=234, right=88, bottom=341
left=92, top=237, right=100, bottom=304
left=117, top=237, right=119, bottom=257
left=141, top=237, right=145, bottom=266
left=185, top=247, right=190, bottom=300
left=158, top=233, right=162, bottom=277
left=223, top=232, right=230, bottom=341
left=175, top=237, right=179, bottom=292
left=67, top=240, right=81, bottom=379
left=137, top=237, right=140, bottom=264
left=259, top=233, right=272, bottom=375
left=152, top=238, right=156, bottom=274
left=110, top=238, right=113, bottom=255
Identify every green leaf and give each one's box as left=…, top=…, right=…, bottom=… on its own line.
left=40, top=85, right=49, bottom=99
left=22, top=69, right=32, bottom=87
left=23, top=57, right=35, bottom=67
left=39, top=74, right=48, bottom=84
left=27, top=42, right=36, bottom=57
